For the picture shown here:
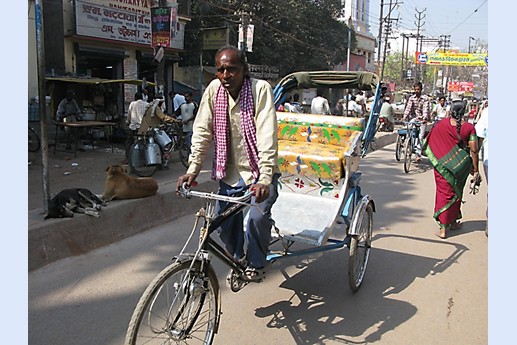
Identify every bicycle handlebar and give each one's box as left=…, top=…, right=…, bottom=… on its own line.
left=179, top=182, right=254, bottom=204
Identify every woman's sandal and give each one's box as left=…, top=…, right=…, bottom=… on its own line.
left=244, top=266, right=266, bottom=283
left=449, top=221, right=463, bottom=231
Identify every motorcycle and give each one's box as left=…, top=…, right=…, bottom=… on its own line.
left=377, top=116, right=394, bottom=132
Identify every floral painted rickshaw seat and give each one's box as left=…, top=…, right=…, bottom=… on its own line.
left=277, top=113, right=364, bottom=180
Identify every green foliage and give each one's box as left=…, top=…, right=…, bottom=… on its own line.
left=181, top=0, right=354, bottom=77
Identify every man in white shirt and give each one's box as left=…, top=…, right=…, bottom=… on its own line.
left=345, top=95, right=363, bottom=117
left=177, top=46, right=280, bottom=282
left=169, top=89, right=186, bottom=114
left=311, top=90, right=330, bottom=114
left=178, top=91, right=198, bottom=155
left=432, top=96, right=449, bottom=121
left=125, top=91, right=148, bottom=161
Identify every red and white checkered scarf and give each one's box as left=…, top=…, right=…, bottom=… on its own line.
left=212, top=77, right=260, bottom=181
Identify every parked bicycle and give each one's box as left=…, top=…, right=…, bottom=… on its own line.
left=28, top=126, right=40, bottom=152
left=128, top=123, right=188, bottom=177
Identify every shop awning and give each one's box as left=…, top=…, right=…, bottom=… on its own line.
left=46, top=77, right=155, bottom=86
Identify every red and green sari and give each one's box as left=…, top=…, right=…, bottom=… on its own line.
left=424, top=119, right=477, bottom=227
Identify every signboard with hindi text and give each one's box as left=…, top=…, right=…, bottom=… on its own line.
left=151, top=7, right=171, bottom=47
left=414, top=52, right=488, bottom=67
left=74, top=0, right=184, bottom=49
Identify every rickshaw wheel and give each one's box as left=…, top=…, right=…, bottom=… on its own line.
left=348, top=200, right=373, bottom=292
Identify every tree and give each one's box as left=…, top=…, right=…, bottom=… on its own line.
left=181, top=0, right=354, bottom=77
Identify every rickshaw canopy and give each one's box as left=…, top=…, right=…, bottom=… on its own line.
left=273, top=71, right=380, bottom=106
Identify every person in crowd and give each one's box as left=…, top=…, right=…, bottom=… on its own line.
left=424, top=99, right=479, bottom=239
left=475, top=99, right=488, bottom=124
left=178, top=91, right=198, bottom=155
left=311, top=89, right=330, bottom=114
left=56, top=89, right=85, bottom=151
left=355, top=90, right=367, bottom=114
left=125, top=91, right=148, bottom=161
left=432, top=96, right=448, bottom=121
left=138, top=94, right=179, bottom=135
left=403, top=81, right=431, bottom=162
left=332, top=99, right=345, bottom=116
left=345, top=95, right=363, bottom=117
left=169, top=89, right=186, bottom=115
left=290, top=93, right=304, bottom=113
left=176, top=45, right=280, bottom=283
left=142, top=88, right=149, bottom=102
left=475, top=99, right=488, bottom=237
left=378, top=96, right=395, bottom=131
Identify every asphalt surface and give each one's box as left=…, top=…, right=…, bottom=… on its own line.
left=28, top=130, right=397, bottom=271
left=28, top=139, right=488, bottom=345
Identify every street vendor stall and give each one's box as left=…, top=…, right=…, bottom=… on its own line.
left=45, top=77, right=155, bottom=149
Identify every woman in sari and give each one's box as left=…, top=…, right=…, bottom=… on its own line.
left=424, top=99, right=480, bottom=239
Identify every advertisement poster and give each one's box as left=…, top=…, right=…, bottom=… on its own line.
left=414, top=52, right=488, bottom=67
left=151, top=7, right=171, bottom=47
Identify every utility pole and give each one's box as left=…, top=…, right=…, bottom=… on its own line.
left=414, top=8, right=426, bottom=82
left=439, top=34, right=451, bottom=97
left=376, top=0, right=385, bottom=75
left=155, top=0, right=167, bottom=96
left=469, top=36, right=476, bottom=53
left=380, top=0, right=398, bottom=80
left=35, top=0, right=50, bottom=212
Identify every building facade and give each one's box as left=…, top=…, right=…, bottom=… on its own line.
left=28, top=0, right=191, bottom=120
left=340, top=0, right=377, bottom=72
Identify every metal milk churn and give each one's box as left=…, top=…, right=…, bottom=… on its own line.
left=145, top=136, right=162, bottom=165
left=130, top=141, right=145, bottom=167
left=154, top=127, right=172, bottom=149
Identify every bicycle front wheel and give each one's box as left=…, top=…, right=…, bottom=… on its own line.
left=395, top=135, right=403, bottom=161
left=125, top=260, right=220, bottom=345
left=28, top=127, right=40, bottom=152
left=128, top=139, right=158, bottom=177
left=403, top=136, right=413, bottom=173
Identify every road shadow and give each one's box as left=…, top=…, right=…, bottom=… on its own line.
left=255, top=234, right=468, bottom=344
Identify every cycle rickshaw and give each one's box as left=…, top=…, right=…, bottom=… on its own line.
left=125, top=71, right=383, bottom=345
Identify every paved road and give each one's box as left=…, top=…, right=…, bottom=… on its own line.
left=28, top=142, right=488, bottom=344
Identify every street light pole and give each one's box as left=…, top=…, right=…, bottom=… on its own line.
left=469, top=36, right=476, bottom=53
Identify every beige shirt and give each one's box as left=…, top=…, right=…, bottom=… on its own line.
left=187, top=78, right=279, bottom=186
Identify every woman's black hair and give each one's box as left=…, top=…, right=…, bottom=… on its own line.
left=450, top=100, right=466, bottom=135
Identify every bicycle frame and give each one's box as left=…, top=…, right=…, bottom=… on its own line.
left=178, top=182, right=364, bottom=269
left=177, top=188, right=253, bottom=278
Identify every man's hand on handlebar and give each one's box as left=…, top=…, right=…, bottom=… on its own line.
left=250, top=183, right=269, bottom=204
left=177, top=173, right=198, bottom=193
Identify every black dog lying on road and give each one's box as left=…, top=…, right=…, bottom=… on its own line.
left=44, top=188, right=107, bottom=219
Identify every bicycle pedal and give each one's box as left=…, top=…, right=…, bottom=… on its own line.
left=226, top=270, right=248, bottom=293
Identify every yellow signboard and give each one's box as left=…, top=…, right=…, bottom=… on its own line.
left=415, top=52, right=488, bottom=66
left=203, top=28, right=229, bottom=50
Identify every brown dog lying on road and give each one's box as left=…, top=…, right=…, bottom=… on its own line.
left=102, top=165, right=158, bottom=201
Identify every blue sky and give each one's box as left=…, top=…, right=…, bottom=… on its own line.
left=368, top=0, right=488, bottom=52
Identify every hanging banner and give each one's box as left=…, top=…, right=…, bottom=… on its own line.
left=238, top=24, right=254, bottom=52
left=151, top=7, right=171, bottom=47
left=448, top=81, right=475, bottom=92
left=415, top=52, right=488, bottom=66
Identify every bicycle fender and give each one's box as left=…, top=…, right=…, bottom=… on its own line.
left=348, top=195, right=375, bottom=236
